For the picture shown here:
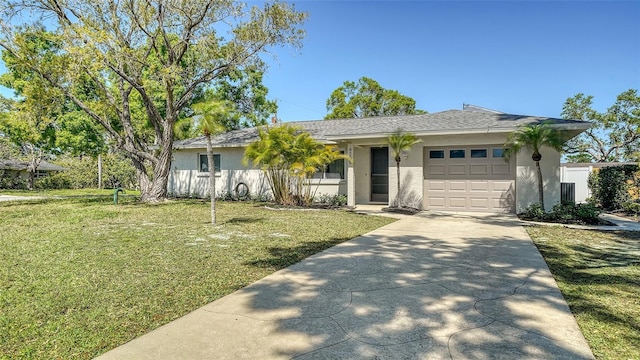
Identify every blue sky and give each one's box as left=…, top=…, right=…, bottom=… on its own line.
left=1, top=1, right=638, bottom=121
left=260, top=0, right=640, bottom=121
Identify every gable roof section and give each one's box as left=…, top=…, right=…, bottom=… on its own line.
left=174, top=109, right=591, bottom=149
left=462, top=104, right=504, bottom=113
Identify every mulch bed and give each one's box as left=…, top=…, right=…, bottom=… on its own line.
left=381, top=206, right=421, bottom=215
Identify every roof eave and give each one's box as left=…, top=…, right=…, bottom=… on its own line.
left=324, top=123, right=592, bottom=141
left=173, top=137, right=337, bottom=150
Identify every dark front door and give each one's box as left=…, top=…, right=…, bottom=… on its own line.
left=371, top=147, right=389, bottom=202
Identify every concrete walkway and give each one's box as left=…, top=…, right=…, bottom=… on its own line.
left=97, top=210, right=594, bottom=359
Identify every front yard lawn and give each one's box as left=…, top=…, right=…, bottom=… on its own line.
left=0, top=197, right=394, bottom=359
left=526, top=227, right=640, bottom=360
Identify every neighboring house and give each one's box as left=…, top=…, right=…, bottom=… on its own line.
left=560, top=162, right=638, bottom=203
left=0, top=159, right=67, bottom=181
left=171, top=106, right=590, bottom=213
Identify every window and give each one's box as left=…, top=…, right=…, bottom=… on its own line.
left=34, top=170, right=49, bottom=179
left=326, top=158, right=345, bottom=179
left=199, top=154, right=221, bottom=173
left=429, top=150, right=445, bottom=159
left=492, top=148, right=505, bottom=158
left=470, top=149, right=487, bottom=158
left=314, top=152, right=345, bottom=179
left=449, top=149, right=465, bottom=159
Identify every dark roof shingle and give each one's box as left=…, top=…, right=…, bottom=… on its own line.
left=174, top=109, right=590, bottom=149
left=0, top=159, right=67, bottom=171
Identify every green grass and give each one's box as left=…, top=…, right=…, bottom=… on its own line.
left=0, top=196, right=394, bottom=359
left=526, top=227, right=640, bottom=360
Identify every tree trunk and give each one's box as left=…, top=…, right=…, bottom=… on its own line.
left=27, top=170, right=35, bottom=190
left=137, top=124, right=174, bottom=202
left=26, top=150, right=42, bottom=191
left=536, top=160, right=545, bottom=210
left=395, top=160, right=401, bottom=207
left=206, top=135, right=216, bottom=225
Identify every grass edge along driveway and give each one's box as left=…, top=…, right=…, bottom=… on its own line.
left=526, top=226, right=640, bottom=360
left=0, top=197, right=394, bottom=359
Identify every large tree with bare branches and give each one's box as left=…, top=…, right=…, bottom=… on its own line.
left=0, top=0, right=306, bottom=201
left=562, top=89, right=640, bottom=162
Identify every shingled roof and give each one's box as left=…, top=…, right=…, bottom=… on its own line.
left=174, top=109, right=590, bottom=149
left=0, top=159, right=67, bottom=172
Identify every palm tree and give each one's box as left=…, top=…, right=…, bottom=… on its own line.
left=191, top=100, right=234, bottom=225
left=244, top=124, right=351, bottom=206
left=388, top=128, right=421, bottom=207
left=503, top=122, right=564, bottom=211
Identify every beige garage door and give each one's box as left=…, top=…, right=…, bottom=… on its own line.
left=423, top=146, right=515, bottom=212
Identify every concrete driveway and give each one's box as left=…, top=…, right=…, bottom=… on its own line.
left=97, top=211, right=594, bottom=359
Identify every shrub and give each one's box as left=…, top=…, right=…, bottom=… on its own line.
left=519, top=201, right=601, bottom=225
left=51, top=154, right=138, bottom=189
left=573, top=203, right=602, bottom=224
left=101, top=155, right=138, bottom=189
left=520, top=203, right=546, bottom=221
left=622, top=200, right=640, bottom=215
left=0, top=169, right=27, bottom=190
left=314, top=193, right=347, bottom=207
left=35, top=173, right=71, bottom=190
left=589, top=164, right=640, bottom=211
left=250, top=192, right=273, bottom=203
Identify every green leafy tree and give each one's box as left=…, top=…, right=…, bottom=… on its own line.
left=325, top=77, right=426, bottom=119
left=55, top=111, right=107, bottom=157
left=504, top=123, right=564, bottom=210
left=191, top=99, right=234, bottom=225
left=388, top=129, right=421, bottom=207
left=0, top=135, right=20, bottom=159
left=0, top=1, right=306, bottom=202
left=0, top=92, right=59, bottom=189
left=561, top=89, right=640, bottom=162
left=174, top=67, right=278, bottom=139
left=0, top=30, right=65, bottom=189
left=244, top=125, right=350, bottom=205
left=0, top=30, right=106, bottom=187
left=214, top=66, right=278, bottom=130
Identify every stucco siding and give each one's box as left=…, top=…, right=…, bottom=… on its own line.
left=388, top=144, right=424, bottom=209
left=170, top=132, right=565, bottom=211
left=170, top=147, right=270, bottom=198
left=515, top=147, right=561, bottom=212
left=170, top=147, right=344, bottom=199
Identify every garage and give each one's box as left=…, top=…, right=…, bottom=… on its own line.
left=423, top=145, right=515, bottom=212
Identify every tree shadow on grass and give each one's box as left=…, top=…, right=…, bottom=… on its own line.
left=0, top=195, right=133, bottom=207
left=224, top=216, right=267, bottom=225
left=533, top=231, right=640, bottom=357
left=245, top=237, right=351, bottom=270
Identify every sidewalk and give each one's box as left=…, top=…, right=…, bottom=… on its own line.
left=521, top=212, right=640, bottom=231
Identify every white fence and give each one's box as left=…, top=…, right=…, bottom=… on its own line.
left=560, top=162, right=638, bottom=203
left=560, top=165, right=592, bottom=203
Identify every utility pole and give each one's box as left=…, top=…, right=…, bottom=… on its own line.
left=97, top=153, right=102, bottom=189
